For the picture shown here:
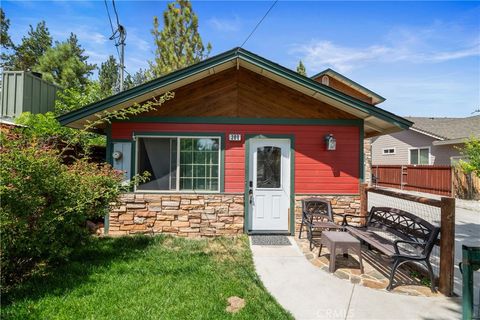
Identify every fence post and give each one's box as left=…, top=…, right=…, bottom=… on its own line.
left=360, top=183, right=368, bottom=225
left=439, top=196, right=456, bottom=296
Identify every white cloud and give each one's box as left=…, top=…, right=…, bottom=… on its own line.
left=293, top=41, right=393, bottom=72
left=126, top=29, right=150, bottom=52
left=292, top=23, right=480, bottom=73
left=208, top=16, right=241, bottom=32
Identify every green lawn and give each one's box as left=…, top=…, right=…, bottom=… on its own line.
left=2, top=235, right=292, bottom=320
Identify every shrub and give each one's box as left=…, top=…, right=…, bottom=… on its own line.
left=15, top=112, right=105, bottom=148
left=459, top=136, right=480, bottom=178
left=0, top=137, right=123, bottom=290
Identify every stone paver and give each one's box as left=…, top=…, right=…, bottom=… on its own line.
left=295, top=237, right=440, bottom=297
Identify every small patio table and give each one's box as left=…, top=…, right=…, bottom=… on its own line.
left=319, top=231, right=364, bottom=273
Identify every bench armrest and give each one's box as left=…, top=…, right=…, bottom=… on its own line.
left=340, top=214, right=358, bottom=226
left=393, top=239, right=424, bottom=256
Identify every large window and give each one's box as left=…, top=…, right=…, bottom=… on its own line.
left=136, top=136, right=220, bottom=192
left=409, top=147, right=430, bottom=165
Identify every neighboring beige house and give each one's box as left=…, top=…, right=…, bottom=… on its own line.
left=371, top=115, right=480, bottom=166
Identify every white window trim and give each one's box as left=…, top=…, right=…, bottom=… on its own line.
left=134, top=135, right=222, bottom=193
left=408, top=146, right=431, bottom=165
left=382, top=147, right=396, bottom=155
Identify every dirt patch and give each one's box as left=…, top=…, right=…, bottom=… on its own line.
left=226, top=296, right=245, bottom=313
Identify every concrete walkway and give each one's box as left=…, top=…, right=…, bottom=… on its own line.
left=251, top=237, right=461, bottom=320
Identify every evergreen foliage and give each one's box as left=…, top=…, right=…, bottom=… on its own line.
left=7, top=21, right=52, bottom=71
left=296, top=60, right=307, bottom=76
left=0, top=8, right=14, bottom=67
left=99, top=55, right=119, bottom=95
left=125, top=68, right=149, bottom=89
left=149, top=0, right=211, bottom=78
left=34, top=33, right=96, bottom=89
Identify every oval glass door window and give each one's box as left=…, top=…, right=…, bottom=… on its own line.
left=256, top=146, right=281, bottom=188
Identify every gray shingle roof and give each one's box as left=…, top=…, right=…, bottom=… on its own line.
left=405, top=115, right=480, bottom=140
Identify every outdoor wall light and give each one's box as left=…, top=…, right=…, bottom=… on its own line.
left=324, top=134, right=336, bottom=151
left=112, top=151, right=123, bottom=160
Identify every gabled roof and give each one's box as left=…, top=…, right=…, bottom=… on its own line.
left=58, top=47, right=411, bottom=136
left=311, top=68, right=386, bottom=105
left=405, top=115, right=480, bottom=144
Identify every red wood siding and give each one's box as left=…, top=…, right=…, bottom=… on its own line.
left=112, top=122, right=360, bottom=194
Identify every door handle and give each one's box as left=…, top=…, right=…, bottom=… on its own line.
left=248, top=189, right=253, bottom=204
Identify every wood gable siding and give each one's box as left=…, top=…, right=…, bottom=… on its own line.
left=313, top=75, right=373, bottom=105
left=144, top=68, right=358, bottom=119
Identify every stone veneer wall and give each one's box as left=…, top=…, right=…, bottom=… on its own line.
left=108, top=193, right=244, bottom=237
left=294, top=194, right=362, bottom=233
left=364, top=138, right=372, bottom=186
left=108, top=193, right=362, bottom=237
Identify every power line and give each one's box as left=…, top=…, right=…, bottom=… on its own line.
left=104, top=0, right=120, bottom=61
left=104, top=0, right=115, bottom=36
left=239, top=0, right=278, bottom=49
left=104, top=0, right=126, bottom=92
left=112, top=0, right=121, bottom=27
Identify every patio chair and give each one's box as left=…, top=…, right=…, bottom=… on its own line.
left=298, top=198, right=344, bottom=250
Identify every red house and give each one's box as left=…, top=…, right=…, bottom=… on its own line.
left=59, top=48, right=412, bottom=237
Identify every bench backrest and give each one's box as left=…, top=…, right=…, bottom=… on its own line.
left=302, top=198, right=333, bottom=222
left=367, top=206, right=440, bottom=255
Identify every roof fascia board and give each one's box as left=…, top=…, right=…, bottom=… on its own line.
left=58, top=48, right=239, bottom=126
left=311, top=68, right=386, bottom=104
left=236, top=50, right=411, bottom=129
left=432, top=137, right=469, bottom=146
left=410, top=127, right=445, bottom=140
left=58, top=47, right=412, bottom=130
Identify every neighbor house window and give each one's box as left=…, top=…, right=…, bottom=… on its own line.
left=382, top=148, right=396, bottom=155
left=409, top=147, right=430, bottom=165
left=136, top=136, right=220, bottom=192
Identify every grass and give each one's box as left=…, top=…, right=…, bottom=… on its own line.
left=2, top=235, right=292, bottom=320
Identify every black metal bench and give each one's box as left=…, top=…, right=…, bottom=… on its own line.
left=343, top=206, right=440, bottom=292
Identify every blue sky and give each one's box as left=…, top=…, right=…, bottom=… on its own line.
left=3, top=1, right=479, bottom=117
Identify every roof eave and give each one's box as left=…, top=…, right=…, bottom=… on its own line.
left=58, top=47, right=412, bottom=133
left=311, top=68, right=386, bottom=104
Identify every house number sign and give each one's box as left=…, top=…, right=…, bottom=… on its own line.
left=228, top=133, right=242, bottom=141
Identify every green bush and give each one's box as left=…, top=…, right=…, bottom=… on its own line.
left=0, top=137, right=123, bottom=290
left=16, top=112, right=105, bottom=147
left=459, top=136, right=480, bottom=178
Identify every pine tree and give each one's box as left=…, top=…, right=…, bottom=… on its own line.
left=296, top=60, right=307, bottom=76
left=0, top=9, right=14, bottom=68
left=9, top=21, right=52, bottom=71
left=149, top=0, right=211, bottom=78
left=34, top=34, right=96, bottom=89
left=99, top=55, right=119, bottom=95
left=125, top=68, right=149, bottom=89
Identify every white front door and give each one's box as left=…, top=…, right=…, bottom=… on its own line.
left=248, top=138, right=291, bottom=232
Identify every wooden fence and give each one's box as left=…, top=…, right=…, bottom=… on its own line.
left=372, top=165, right=452, bottom=196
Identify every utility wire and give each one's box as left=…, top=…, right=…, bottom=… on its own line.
left=112, top=0, right=121, bottom=27
left=104, top=0, right=115, bottom=36
left=104, top=0, right=121, bottom=61
left=239, top=0, right=278, bottom=49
